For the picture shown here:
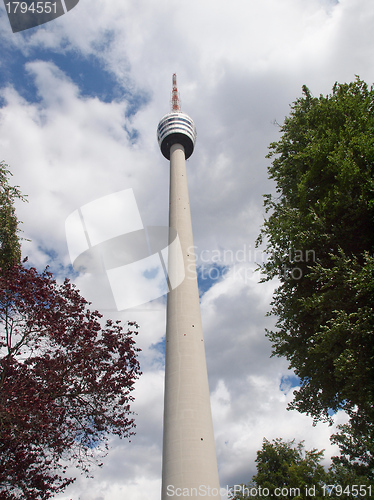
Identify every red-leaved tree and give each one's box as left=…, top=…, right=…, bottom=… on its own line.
left=0, top=263, right=141, bottom=499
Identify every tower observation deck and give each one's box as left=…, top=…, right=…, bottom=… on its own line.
left=157, top=73, right=197, bottom=160
left=157, top=75, right=221, bottom=500
left=157, top=112, right=196, bottom=160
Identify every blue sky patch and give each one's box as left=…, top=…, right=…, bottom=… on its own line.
left=0, top=40, right=149, bottom=118
left=33, top=246, right=79, bottom=279
left=279, top=374, right=301, bottom=394
left=197, top=263, right=229, bottom=297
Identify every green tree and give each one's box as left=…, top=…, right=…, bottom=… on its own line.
left=0, top=161, right=25, bottom=270
left=257, top=77, right=374, bottom=425
left=231, top=438, right=374, bottom=500
left=231, top=439, right=327, bottom=500
left=329, top=410, right=374, bottom=487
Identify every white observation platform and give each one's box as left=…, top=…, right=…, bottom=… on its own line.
left=157, top=112, right=196, bottom=160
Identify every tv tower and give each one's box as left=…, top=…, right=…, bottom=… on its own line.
left=157, top=75, right=221, bottom=499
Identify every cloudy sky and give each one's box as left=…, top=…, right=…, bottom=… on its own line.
left=1, top=0, right=373, bottom=498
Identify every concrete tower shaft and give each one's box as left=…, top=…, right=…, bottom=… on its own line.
left=158, top=76, right=221, bottom=500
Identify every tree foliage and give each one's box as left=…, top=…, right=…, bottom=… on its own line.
left=253, top=438, right=326, bottom=499
left=0, top=161, right=25, bottom=270
left=231, top=438, right=374, bottom=500
left=330, top=410, right=374, bottom=486
left=0, top=163, right=141, bottom=497
left=231, top=439, right=327, bottom=500
left=0, top=263, right=141, bottom=499
left=257, top=78, right=374, bottom=425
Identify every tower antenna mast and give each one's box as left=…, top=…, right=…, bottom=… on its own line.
left=171, top=73, right=180, bottom=112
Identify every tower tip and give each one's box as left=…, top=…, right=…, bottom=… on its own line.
left=171, top=73, right=180, bottom=112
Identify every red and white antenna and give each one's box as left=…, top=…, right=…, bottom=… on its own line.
left=171, top=73, right=180, bottom=112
